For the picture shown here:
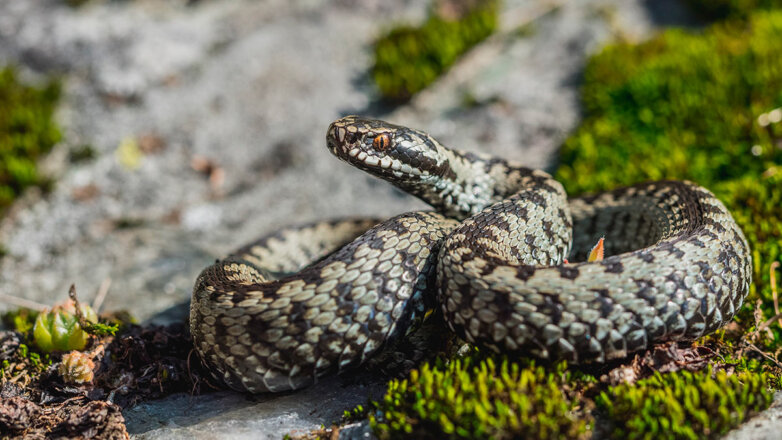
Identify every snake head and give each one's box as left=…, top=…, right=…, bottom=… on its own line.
left=327, top=115, right=450, bottom=181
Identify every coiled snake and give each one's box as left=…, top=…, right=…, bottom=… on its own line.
left=190, top=116, right=751, bottom=393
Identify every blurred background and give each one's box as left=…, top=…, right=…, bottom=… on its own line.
left=2, top=0, right=782, bottom=437
left=0, top=0, right=701, bottom=320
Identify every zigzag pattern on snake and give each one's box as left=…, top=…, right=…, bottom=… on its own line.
left=190, top=116, right=751, bottom=394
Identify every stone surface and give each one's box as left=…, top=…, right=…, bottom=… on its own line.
left=124, top=374, right=386, bottom=439
left=6, top=0, right=777, bottom=439
left=0, top=0, right=429, bottom=319
left=723, top=392, right=782, bottom=440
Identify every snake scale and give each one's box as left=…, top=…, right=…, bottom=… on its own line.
left=190, top=116, right=751, bottom=393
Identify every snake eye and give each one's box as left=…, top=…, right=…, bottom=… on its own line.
left=372, top=133, right=391, bottom=151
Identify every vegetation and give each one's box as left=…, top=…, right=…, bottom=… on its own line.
left=598, top=369, right=775, bottom=439
left=683, top=0, right=782, bottom=20
left=58, top=351, right=96, bottom=384
left=0, top=67, right=61, bottom=214
left=371, top=1, right=498, bottom=101
left=371, top=357, right=590, bottom=440
left=1, top=342, right=51, bottom=384
left=33, top=301, right=98, bottom=353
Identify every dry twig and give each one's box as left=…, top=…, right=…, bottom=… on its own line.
left=92, top=278, right=112, bottom=314
left=771, top=262, right=781, bottom=327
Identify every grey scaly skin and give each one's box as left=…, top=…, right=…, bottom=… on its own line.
left=190, top=115, right=751, bottom=393
left=191, top=213, right=458, bottom=393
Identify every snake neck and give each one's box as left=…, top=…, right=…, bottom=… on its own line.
left=326, top=116, right=557, bottom=220
left=393, top=146, right=556, bottom=221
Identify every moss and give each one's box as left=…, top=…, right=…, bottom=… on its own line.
left=557, top=16, right=782, bottom=193
left=1, top=343, right=52, bottom=382
left=342, top=404, right=369, bottom=424
left=68, top=144, right=97, bottom=163
left=2, top=308, right=38, bottom=335
left=371, top=1, right=498, bottom=101
left=370, top=356, right=591, bottom=439
left=683, top=0, right=782, bottom=20
left=0, top=67, right=61, bottom=214
left=597, top=369, right=775, bottom=439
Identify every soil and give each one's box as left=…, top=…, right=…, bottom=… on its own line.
left=0, top=322, right=218, bottom=439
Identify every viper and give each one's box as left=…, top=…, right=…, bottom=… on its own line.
left=190, top=116, right=751, bottom=393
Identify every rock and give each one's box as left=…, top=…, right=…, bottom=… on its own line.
left=723, top=392, right=782, bottom=440
left=124, top=375, right=386, bottom=439
left=0, top=0, right=431, bottom=320
left=338, top=421, right=375, bottom=440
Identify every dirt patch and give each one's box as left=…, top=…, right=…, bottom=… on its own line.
left=0, top=322, right=219, bottom=439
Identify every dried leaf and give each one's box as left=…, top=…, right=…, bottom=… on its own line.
left=587, top=237, right=605, bottom=262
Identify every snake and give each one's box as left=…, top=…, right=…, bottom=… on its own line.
left=190, top=116, right=752, bottom=394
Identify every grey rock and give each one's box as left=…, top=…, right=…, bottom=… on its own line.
left=0, top=0, right=431, bottom=319
left=723, top=392, right=782, bottom=440
left=124, top=374, right=386, bottom=439
left=338, top=421, right=375, bottom=440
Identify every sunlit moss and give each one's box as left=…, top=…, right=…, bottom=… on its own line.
left=371, top=356, right=592, bottom=439
left=2, top=308, right=38, bottom=335
left=557, top=15, right=782, bottom=193
left=0, top=67, right=61, bottom=214
left=371, top=1, right=498, bottom=101
left=683, top=0, right=782, bottom=20
left=1, top=342, right=52, bottom=383
left=597, top=369, right=775, bottom=439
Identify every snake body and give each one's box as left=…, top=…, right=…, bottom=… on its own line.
left=190, top=116, right=751, bottom=393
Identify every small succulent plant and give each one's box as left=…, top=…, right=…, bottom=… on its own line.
left=33, top=300, right=98, bottom=353
left=58, top=351, right=95, bottom=384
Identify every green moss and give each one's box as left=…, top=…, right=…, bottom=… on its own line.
left=0, top=67, right=61, bottom=214
left=1, top=343, right=51, bottom=382
left=557, top=16, right=782, bottom=193
left=68, top=144, right=96, bottom=163
left=598, top=369, right=775, bottom=439
left=555, top=12, right=782, bottom=344
left=371, top=1, right=498, bottom=101
left=683, top=0, right=782, bottom=20
left=1, top=308, right=38, bottom=335
left=342, top=404, right=369, bottom=424
left=371, top=357, right=591, bottom=439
